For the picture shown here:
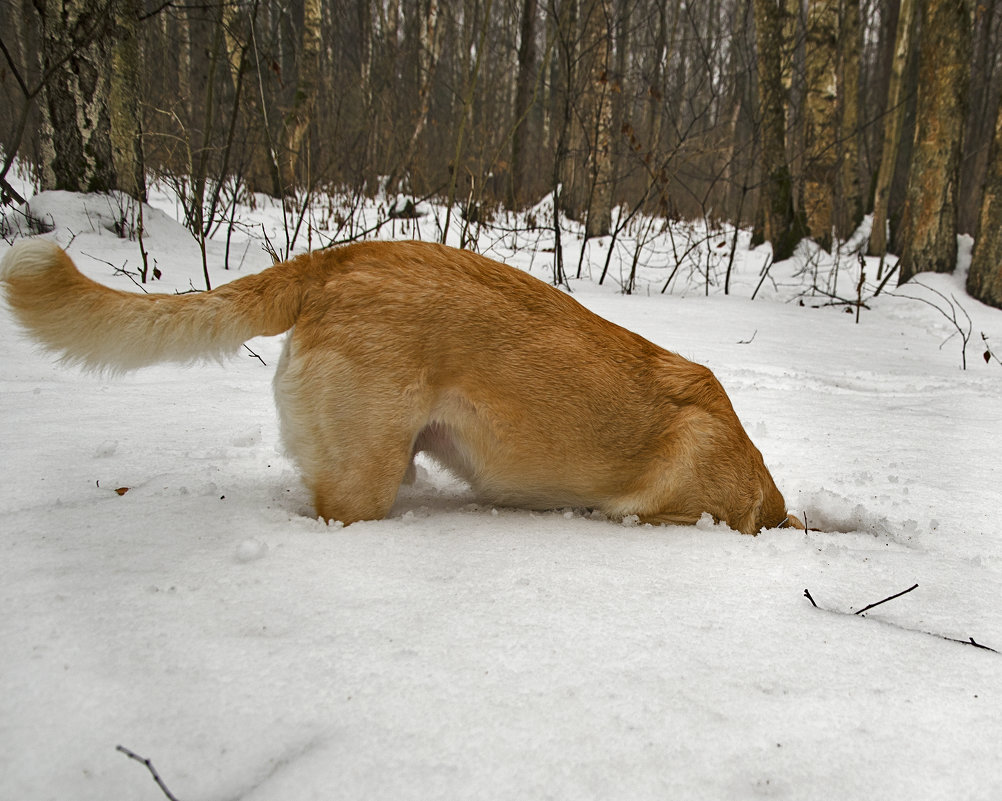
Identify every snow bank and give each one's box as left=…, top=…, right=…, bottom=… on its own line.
left=2, top=191, right=1001, bottom=800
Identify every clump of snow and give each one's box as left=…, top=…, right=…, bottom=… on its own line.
left=792, top=488, right=894, bottom=536
left=235, top=538, right=269, bottom=563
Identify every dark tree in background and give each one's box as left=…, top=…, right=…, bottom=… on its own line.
left=869, top=0, right=916, bottom=258
left=751, top=0, right=805, bottom=261
left=896, top=0, right=971, bottom=284
left=509, top=0, right=540, bottom=207
left=1, top=0, right=1001, bottom=306
left=109, top=0, right=145, bottom=200
left=969, top=96, right=1002, bottom=307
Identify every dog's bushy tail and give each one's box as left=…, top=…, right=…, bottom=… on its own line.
left=1, top=240, right=317, bottom=372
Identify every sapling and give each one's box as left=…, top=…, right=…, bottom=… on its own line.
left=894, top=280, right=973, bottom=369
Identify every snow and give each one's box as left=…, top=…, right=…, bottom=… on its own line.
left=2, top=189, right=1002, bottom=800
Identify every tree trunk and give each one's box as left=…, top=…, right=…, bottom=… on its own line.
left=643, top=3, right=669, bottom=160
left=583, top=0, right=614, bottom=238
left=509, top=0, right=539, bottom=207
left=837, top=0, right=863, bottom=239
left=34, top=0, right=117, bottom=192
left=897, top=0, right=971, bottom=284
left=280, top=0, right=322, bottom=194
left=752, top=0, right=805, bottom=259
left=558, top=0, right=585, bottom=221
left=397, top=0, right=442, bottom=190
left=802, top=0, right=839, bottom=251
left=869, top=0, right=916, bottom=256
left=959, top=0, right=1000, bottom=236
left=109, top=0, right=145, bottom=199
left=967, top=94, right=1002, bottom=307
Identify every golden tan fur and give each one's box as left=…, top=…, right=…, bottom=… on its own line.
left=1, top=239, right=803, bottom=533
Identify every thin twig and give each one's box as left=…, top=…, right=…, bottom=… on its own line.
left=854, top=583, right=919, bottom=616
left=82, top=252, right=148, bottom=292
left=244, top=344, right=267, bottom=366
left=855, top=255, right=865, bottom=325
left=893, top=281, right=972, bottom=369
left=260, top=224, right=281, bottom=264
left=982, top=333, right=1002, bottom=366
left=751, top=253, right=774, bottom=301
left=116, top=745, right=181, bottom=801
left=872, top=261, right=898, bottom=297
left=943, top=636, right=998, bottom=652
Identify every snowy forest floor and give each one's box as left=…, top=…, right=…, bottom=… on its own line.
left=2, top=186, right=1002, bottom=800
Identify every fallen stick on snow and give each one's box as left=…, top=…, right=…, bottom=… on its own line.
left=853, top=583, right=919, bottom=616
left=116, top=745, right=182, bottom=801
left=802, top=585, right=998, bottom=653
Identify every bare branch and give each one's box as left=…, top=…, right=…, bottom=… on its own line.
left=854, top=583, right=919, bottom=616
left=116, top=745, right=182, bottom=801
left=893, top=281, right=973, bottom=369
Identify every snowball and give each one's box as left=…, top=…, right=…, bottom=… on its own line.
left=696, top=512, right=717, bottom=531
left=235, top=538, right=268, bottom=563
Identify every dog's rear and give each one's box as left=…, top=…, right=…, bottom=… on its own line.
left=2, top=239, right=801, bottom=533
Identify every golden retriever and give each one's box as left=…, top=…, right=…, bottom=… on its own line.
left=1, top=239, right=803, bottom=533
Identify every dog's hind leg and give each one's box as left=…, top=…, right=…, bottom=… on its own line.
left=274, top=339, right=424, bottom=524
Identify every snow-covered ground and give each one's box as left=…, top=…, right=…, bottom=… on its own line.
left=2, top=188, right=1001, bottom=800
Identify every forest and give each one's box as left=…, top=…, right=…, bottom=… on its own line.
left=2, top=0, right=1002, bottom=307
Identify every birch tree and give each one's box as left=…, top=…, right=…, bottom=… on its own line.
left=802, top=0, right=838, bottom=251
left=34, top=0, right=117, bottom=192
left=398, top=0, right=442, bottom=189
left=583, top=0, right=614, bottom=237
left=280, top=0, right=322, bottom=194
left=869, top=0, right=916, bottom=256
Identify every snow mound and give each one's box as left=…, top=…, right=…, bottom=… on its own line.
left=794, top=488, right=894, bottom=536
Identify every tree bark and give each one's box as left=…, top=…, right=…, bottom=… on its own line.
left=509, top=0, right=539, bottom=207
left=34, top=0, right=117, bottom=192
left=967, top=93, right=1002, bottom=307
left=897, top=0, right=971, bottom=284
left=837, top=0, right=863, bottom=239
left=397, top=0, right=442, bottom=189
left=280, top=0, right=322, bottom=194
left=752, top=0, right=805, bottom=259
left=869, top=0, right=916, bottom=256
left=803, top=0, right=839, bottom=251
left=109, top=0, right=145, bottom=199
left=557, top=0, right=584, bottom=221
left=959, top=0, right=1000, bottom=236
left=583, top=0, right=614, bottom=238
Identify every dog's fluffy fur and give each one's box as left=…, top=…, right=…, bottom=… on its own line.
left=1, top=239, right=803, bottom=533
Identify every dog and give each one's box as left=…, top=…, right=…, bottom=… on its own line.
left=1, top=239, right=804, bottom=533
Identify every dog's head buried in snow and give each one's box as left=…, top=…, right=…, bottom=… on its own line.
left=1, top=239, right=804, bottom=534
